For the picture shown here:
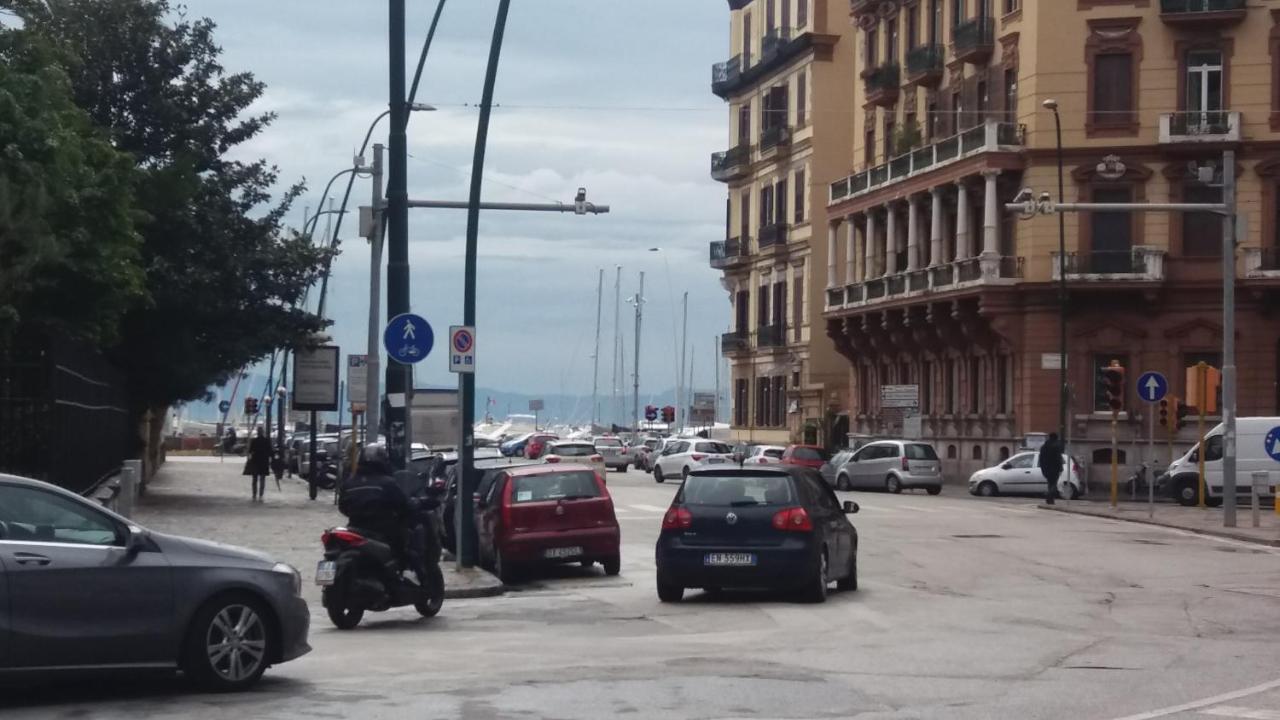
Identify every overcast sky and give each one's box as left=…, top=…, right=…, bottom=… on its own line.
left=182, top=0, right=731, bottom=404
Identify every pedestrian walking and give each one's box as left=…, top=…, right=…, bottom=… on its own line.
left=1038, top=432, right=1064, bottom=505
left=244, top=427, right=272, bottom=501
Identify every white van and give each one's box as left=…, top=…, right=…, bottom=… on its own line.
left=1160, top=417, right=1280, bottom=506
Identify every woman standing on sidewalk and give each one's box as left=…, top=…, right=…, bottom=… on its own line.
left=245, top=427, right=272, bottom=501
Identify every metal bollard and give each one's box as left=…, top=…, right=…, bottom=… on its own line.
left=119, top=459, right=142, bottom=519
left=1250, top=471, right=1264, bottom=528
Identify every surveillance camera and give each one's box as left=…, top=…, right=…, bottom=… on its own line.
left=1013, top=188, right=1033, bottom=204
left=1039, top=192, right=1052, bottom=204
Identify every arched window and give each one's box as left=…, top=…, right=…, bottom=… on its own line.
left=972, top=445, right=983, bottom=460
left=947, top=444, right=958, bottom=459
left=999, top=446, right=1010, bottom=461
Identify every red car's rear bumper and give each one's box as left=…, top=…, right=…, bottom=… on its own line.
left=501, top=526, right=620, bottom=563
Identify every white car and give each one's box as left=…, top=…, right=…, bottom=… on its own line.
left=969, top=451, right=1082, bottom=499
left=543, top=440, right=607, bottom=478
left=592, top=435, right=629, bottom=471
left=652, top=439, right=734, bottom=483
left=741, top=445, right=786, bottom=465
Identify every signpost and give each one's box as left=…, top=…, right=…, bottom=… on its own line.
left=449, top=325, right=476, bottom=374
left=383, top=313, right=432, bottom=467
left=881, top=385, right=920, bottom=437
left=347, top=355, right=368, bottom=447
left=293, top=345, right=340, bottom=500
left=529, top=399, right=544, bottom=430
left=1137, top=371, right=1168, bottom=518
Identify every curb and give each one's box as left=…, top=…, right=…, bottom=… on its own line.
left=442, top=566, right=506, bottom=599
left=1038, top=503, right=1280, bottom=547
left=444, top=583, right=506, bottom=600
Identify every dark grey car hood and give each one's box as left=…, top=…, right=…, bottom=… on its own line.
left=153, top=532, right=276, bottom=566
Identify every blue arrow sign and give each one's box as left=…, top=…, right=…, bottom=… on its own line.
left=384, top=313, right=434, bottom=365
left=1266, top=427, right=1280, bottom=463
left=218, top=400, right=231, bottom=414
left=1136, top=371, right=1168, bottom=403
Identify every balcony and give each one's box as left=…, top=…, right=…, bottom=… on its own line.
left=1159, top=0, right=1247, bottom=27
left=1159, top=111, right=1241, bottom=144
left=760, top=124, right=792, bottom=154
left=711, top=56, right=742, bottom=96
left=711, top=144, right=752, bottom=182
left=952, top=17, right=995, bottom=65
left=864, top=64, right=901, bottom=108
left=757, top=324, right=785, bottom=348
left=710, top=237, right=748, bottom=270
left=721, top=331, right=750, bottom=355
left=759, top=222, right=789, bottom=249
left=712, top=27, right=822, bottom=99
left=825, top=256, right=1024, bottom=312
left=1051, top=247, right=1166, bottom=282
left=850, top=0, right=877, bottom=15
left=762, top=27, right=797, bottom=65
left=1244, top=247, right=1280, bottom=278
left=830, top=120, right=1024, bottom=205
left=905, top=45, right=945, bottom=87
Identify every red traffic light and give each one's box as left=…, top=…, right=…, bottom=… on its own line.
left=1158, top=398, right=1170, bottom=427
left=1101, top=361, right=1125, bottom=412
left=661, top=405, right=675, bottom=423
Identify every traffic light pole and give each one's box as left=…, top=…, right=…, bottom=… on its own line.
left=1148, top=403, right=1155, bottom=519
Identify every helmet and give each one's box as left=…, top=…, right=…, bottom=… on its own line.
left=359, top=443, right=393, bottom=476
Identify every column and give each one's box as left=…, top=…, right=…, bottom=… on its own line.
left=907, top=194, right=922, bottom=271
left=885, top=203, right=898, bottom=275
left=844, top=217, right=857, bottom=285
left=955, top=180, right=970, bottom=260
left=981, top=170, right=1000, bottom=257
left=929, top=186, right=945, bottom=267
left=864, top=209, right=878, bottom=280
left=827, top=221, right=838, bottom=288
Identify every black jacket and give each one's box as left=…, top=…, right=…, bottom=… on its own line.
left=339, top=471, right=411, bottom=535
left=1037, top=440, right=1064, bottom=477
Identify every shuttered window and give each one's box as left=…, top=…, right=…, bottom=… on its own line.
left=1092, top=53, right=1133, bottom=124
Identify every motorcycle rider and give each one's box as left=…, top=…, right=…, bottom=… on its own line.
left=339, top=444, right=429, bottom=584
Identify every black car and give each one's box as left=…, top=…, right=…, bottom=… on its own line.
left=655, top=466, right=859, bottom=603
left=431, top=450, right=519, bottom=552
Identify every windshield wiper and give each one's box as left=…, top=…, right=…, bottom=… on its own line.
left=729, top=500, right=763, bottom=507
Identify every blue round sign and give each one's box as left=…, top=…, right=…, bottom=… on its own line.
left=1136, top=371, right=1168, bottom=403
left=384, top=313, right=434, bottom=365
left=218, top=400, right=231, bottom=414
left=1266, top=426, right=1280, bottom=463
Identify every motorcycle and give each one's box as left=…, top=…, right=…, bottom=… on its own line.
left=1125, top=461, right=1153, bottom=498
left=317, top=472, right=446, bottom=629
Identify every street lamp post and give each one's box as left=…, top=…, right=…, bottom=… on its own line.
left=1044, top=98, right=1068, bottom=503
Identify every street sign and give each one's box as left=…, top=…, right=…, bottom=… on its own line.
left=449, top=325, right=476, bottom=374
left=529, top=399, right=544, bottom=412
left=347, top=355, right=368, bottom=412
left=1136, top=371, right=1168, bottom=403
left=384, top=313, right=434, bottom=365
left=1266, top=426, right=1280, bottom=463
left=292, top=346, right=340, bottom=412
left=880, top=385, right=919, bottom=409
left=218, top=400, right=231, bottom=414
left=1041, top=353, right=1066, bottom=370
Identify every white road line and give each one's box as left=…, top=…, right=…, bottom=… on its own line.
left=1107, top=678, right=1280, bottom=720
left=1202, top=707, right=1280, bottom=720
left=630, top=504, right=670, bottom=513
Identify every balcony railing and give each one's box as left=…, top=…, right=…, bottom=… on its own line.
left=710, top=144, right=752, bottom=182
left=826, top=288, right=844, bottom=309
left=759, top=222, right=789, bottom=248
left=824, top=256, right=1026, bottom=312
left=930, top=264, right=955, bottom=288
left=757, top=324, right=785, bottom=348
left=1160, top=0, right=1246, bottom=12
left=865, top=63, right=901, bottom=107
left=1159, top=111, right=1241, bottom=144
left=830, top=120, right=1024, bottom=205
left=762, top=27, right=798, bottom=64
left=905, top=45, right=944, bottom=85
left=711, top=55, right=742, bottom=95
left=844, top=283, right=864, bottom=304
left=721, top=331, right=749, bottom=354
left=710, top=237, right=747, bottom=269
left=1052, top=248, right=1166, bottom=281
left=761, top=124, right=791, bottom=152
left=957, top=258, right=982, bottom=283
left=952, top=17, right=995, bottom=64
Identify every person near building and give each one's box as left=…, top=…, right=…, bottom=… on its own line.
left=1038, top=432, right=1064, bottom=506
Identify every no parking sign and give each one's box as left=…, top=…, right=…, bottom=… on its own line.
left=449, top=325, right=475, bottom=374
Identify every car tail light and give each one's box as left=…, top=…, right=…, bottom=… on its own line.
left=771, top=507, right=813, bottom=532
left=321, top=528, right=366, bottom=547
left=691, top=454, right=706, bottom=462
left=662, top=507, right=693, bottom=530
left=590, top=454, right=603, bottom=463
left=756, top=457, right=768, bottom=464
left=502, top=480, right=514, bottom=529
left=546, top=455, right=561, bottom=464
left=902, top=457, right=910, bottom=471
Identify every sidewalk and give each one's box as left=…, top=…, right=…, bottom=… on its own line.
left=133, top=456, right=504, bottom=602
left=1040, top=498, right=1280, bottom=547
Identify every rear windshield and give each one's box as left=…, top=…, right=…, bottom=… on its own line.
left=680, top=475, right=795, bottom=507
left=763, top=448, right=784, bottom=459
left=595, top=438, right=623, bottom=447
left=793, top=447, right=830, bottom=461
left=695, top=441, right=732, bottom=454
left=550, top=444, right=595, bottom=457
left=511, top=471, right=600, bottom=503
left=905, top=444, right=939, bottom=460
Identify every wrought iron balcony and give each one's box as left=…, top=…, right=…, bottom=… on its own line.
left=1158, top=111, right=1241, bottom=144
left=952, top=17, right=994, bottom=65
left=721, top=331, right=750, bottom=355
left=710, top=237, right=747, bottom=269
left=1052, top=248, right=1166, bottom=281
left=760, top=124, right=791, bottom=152
left=864, top=63, right=901, bottom=107
left=1159, top=0, right=1247, bottom=26
left=822, top=257, right=1026, bottom=314
left=711, top=56, right=742, bottom=96
left=905, top=45, right=944, bottom=87
left=711, top=144, right=752, bottom=182
left=759, top=222, right=789, bottom=249
left=757, top=324, right=785, bottom=348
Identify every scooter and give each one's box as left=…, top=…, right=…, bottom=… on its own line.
left=1125, top=462, right=1152, bottom=498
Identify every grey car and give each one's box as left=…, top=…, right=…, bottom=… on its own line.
left=833, top=440, right=943, bottom=494
left=0, top=474, right=310, bottom=691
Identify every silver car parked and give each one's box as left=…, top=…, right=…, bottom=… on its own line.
left=832, top=440, right=943, bottom=494
left=0, top=474, right=310, bottom=691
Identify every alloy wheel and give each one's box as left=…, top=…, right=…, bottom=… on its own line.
left=205, top=604, right=267, bottom=683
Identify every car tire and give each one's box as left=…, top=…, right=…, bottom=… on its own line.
left=976, top=481, right=998, bottom=497
left=414, top=565, right=445, bottom=618
left=1176, top=477, right=1199, bottom=507
left=654, top=466, right=665, bottom=484
left=836, top=474, right=852, bottom=491
left=886, top=476, right=903, bottom=494
left=602, top=554, right=621, bottom=576
left=926, top=485, right=942, bottom=496
left=183, top=594, right=276, bottom=691
left=681, top=466, right=691, bottom=481
left=1206, top=495, right=1223, bottom=508
left=580, top=559, right=594, bottom=568
left=657, top=575, right=684, bottom=602
left=836, top=553, right=858, bottom=592
left=801, top=550, right=829, bottom=604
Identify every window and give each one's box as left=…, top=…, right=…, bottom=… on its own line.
left=735, top=379, right=748, bottom=426
left=797, top=71, right=807, bottom=127
left=1092, top=53, right=1134, bottom=127
left=798, top=0, right=808, bottom=29
left=792, top=371, right=801, bottom=389
left=866, top=26, right=878, bottom=68
left=780, top=0, right=790, bottom=32
left=737, top=104, right=751, bottom=146
left=865, top=127, right=876, bottom=165
left=771, top=281, right=786, bottom=332
left=773, top=376, right=787, bottom=425
left=763, top=85, right=789, bottom=131
left=735, top=289, right=749, bottom=332
left=0, top=486, right=122, bottom=546
left=907, top=4, right=919, bottom=49
left=905, top=444, right=938, bottom=460
left=756, top=377, right=769, bottom=426
left=792, top=274, right=804, bottom=342
left=884, top=117, right=895, bottom=159
left=887, top=12, right=899, bottom=65
left=794, top=169, right=806, bottom=223
left=1183, top=183, right=1223, bottom=258
left=681, top=474, right=795, bottom=506
left=953, top=0, right=964, bottom=28
left=1003, top=68, right=1018, bottom=123
left=945, top=359, right=956, bottom=414
left=928, top=101, right=941, bottom=140
left=1008, top=453, right=1034, bottom=469
left=931, top=0, right=942, bottom=44
left=947, top=444, right=958, bottom=459
left=760, top=185, right=775, bottom=228
left=1185, top=50, right=1223, bottom=119
left=1093, top=354, right=1129, bottom=412
left=743, top=13, right=753, bottom=66
left=997, top=355, right=1011, bottom=414
left=952, top=90, right=963, bottom=132
left=1004, top=0, right=1019, bottom=13
left=1090, top=186, right=1133, bottom=272
left=757, top=284, right=770, bottom=328
left=976, top=80, right=988, bottom=121
left=1203, top=434, right=1224, bottom=462
left=766, top=0, right=775, bottom=32
left=775, top=177, right=788, bottom=226
left=972, top=445, right=983, bottom=460
left=999, top=446, right=1011, bottom=461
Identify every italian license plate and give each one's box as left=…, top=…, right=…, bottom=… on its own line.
left=315, top=560, right=336, bottom=586
left=705, top=457, right=726, bottom=464
left=705, top=552, right=756, bottom=567
left=545, top=546, right=583, bottom=559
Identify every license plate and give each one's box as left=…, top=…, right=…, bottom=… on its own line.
left=704, top=457, right=726, bottom=464
left=315, top=560, right=336, bottom=586
left=545, top=546, right=583, bottom=559
left=704, top=552, right=756, bottom=567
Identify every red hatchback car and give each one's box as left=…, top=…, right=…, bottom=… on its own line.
left=782, top=444, right=831, bottom=470
left=475, top=463, right=621, bottom=583
left=524, top=433, right=560, bottom=459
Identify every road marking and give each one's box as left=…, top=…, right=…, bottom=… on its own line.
left=631, top=504, right=669, bottom=513
left=1202, top=707, right=1280, bottom=720
left=1107, top=678, right=1280, bottom=720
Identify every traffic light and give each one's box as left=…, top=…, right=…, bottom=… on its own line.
left=1158, top=398, right=1170, bottom=428
left=1100, top=360, right=1125, bottom=413
left=661, top=405, right=675, bottom=424
left=244, top=397, right=258, bottom=415
left=1176, top=399, right=1192, bottom=430
left=644, top=405, right=658, bottom=422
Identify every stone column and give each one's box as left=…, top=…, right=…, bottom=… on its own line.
left=827, top=220, right=839, bottom=288
left=955, top=180, right=970, bottom=260
left=844, top=217, right=857, bottom=285
left=864, top=209, right=878, bottom=280
left=929, top=186, right=945, bottom=267
left=907, top=194, right=921, bottom=271
left=982, top=169, right=1001, bottom=257
left=885, top=203, right=898, bottom=276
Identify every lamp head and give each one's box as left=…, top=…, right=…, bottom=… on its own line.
left=1042, top=98, right=1059, bottom=111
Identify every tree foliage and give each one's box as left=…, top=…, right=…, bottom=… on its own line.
left=6, top=0, right=331, bottom=409
left=0, top=28, right=142, bottom=346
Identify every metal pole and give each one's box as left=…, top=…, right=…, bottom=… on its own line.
left=633, top=272, right=645, bottom=431
left=385, top=0, right=410, bottom=470
left=679, top=291, right=688, bottom=433
left=406, top=199, right=609, bottom=212
left=1198, top=362, right=1208, bottom=509
left=308, top=411, right=318, bottom=500
left=457, top=0, right=513, bottom=570
left=1053, top=108, right=1068, bottom=462
left=277, top=361, right=287, bottom=475
left=1110, top=410, right=1118, bottom=509
left=612, top=266, right=621, bottom=426
left=367, top=144, right=385, bottom=443
left=714, top=334, right=721, bottom=425
left=1148, top=403, right=1155, bottom=519
left=1222, top=150, right=1238, bottom=528
left=592, top=268, right=603, bottom=428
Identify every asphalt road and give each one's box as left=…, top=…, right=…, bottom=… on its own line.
left=6, top=465, right=1280, bottom=720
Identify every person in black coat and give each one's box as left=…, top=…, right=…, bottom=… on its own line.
left=1038, top=432, right=1065, bottom=505
left=245, top=427, right=273, bottom=501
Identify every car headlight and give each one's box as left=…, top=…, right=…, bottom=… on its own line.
left=273, top=562, right=302, bottom=596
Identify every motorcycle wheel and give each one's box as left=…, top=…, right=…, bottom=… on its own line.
left=414, top=565, right=445, bottom=618
left=326, top=603, right=364, bottom=630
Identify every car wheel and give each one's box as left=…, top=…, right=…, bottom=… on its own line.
left=976, top=481, right=998, bottom=497
left=836, top=474, right=852, bottom=491
left=836, top=553, right=858, bottom=592
left=326, top=602, right=364, bottom=630
left=495, top=550, right=520, bottom=585
left=801, top=550, right=829, bottom=603
left=657, top=575, right=684, bottom=602
left=654, top=466, right=665, bottom=484
left=602, top=554, right=621, bottom=576
left=1206, top=495, right=1223, bottom=508
left=886, top=476, right=903, bottom=494
left=580, top=559, right=594, bottom=568
left=926, top=485, right=942, bottom=496
left=183, top=594, right=276, bottom=691
left=414, top=565, right=445, bottom=618
left=1176, top=477, right=1199, bottom=507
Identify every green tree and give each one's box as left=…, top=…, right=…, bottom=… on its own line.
left=6, top=0, right=331, bottom=416
left=0, top=29, right=142, bottom=347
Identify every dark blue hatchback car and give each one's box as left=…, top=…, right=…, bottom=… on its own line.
left=655, top=466, right=859, bottom=603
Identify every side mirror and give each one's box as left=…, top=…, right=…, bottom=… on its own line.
left=125, top=525, right=149, bottom=555
left=1001, top=463, right=1013, bottom=470
left=843, top=501, right=859, bottom=515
